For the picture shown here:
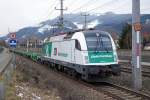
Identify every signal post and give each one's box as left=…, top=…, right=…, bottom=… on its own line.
left=132, top=0, right=142, bottom=91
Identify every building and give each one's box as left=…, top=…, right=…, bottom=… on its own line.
left=18, top=36, right=43, bottom=52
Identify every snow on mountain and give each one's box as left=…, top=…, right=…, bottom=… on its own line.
left=0, top=35, right=3, bottom=37
left=33, top=23, right=43, bottom=27
left=22, top=35, right=26, bottom=39
left=1, top=13, right=149, bottom=41
left=73, top=22, right=83, bottom=29
left=88, top=20, right=100, bottom=28
left=73, top=20, right=100, bottom=29
left=0, top=34, right=7, bottom=37
left=66, top=26, right=74, bottom=29
left=38, top=25, right=52, bottom=34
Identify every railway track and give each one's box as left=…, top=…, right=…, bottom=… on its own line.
left=16, top=54, right=150, bottom=100
left=121, top=67, right=150, bottom=77
left=62, top=73, right=150, bottom=100
left=43, top=65, right=150, bottom=100
left=94, top=82, right=150, bottom=100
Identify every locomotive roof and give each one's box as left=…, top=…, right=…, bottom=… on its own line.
left=64, top=29, right=110, bottom=39
left=46, top=28, right=94, bottom=39
left=44, top=28, right=110, bottom=42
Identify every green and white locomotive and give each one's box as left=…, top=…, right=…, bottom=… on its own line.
left=40, top=29, right=120, bottom=82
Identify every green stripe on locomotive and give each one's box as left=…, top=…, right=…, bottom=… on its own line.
left=42, top=42, right=52, bottom=57
left=31, top=52, right=41, bottom=61
left=88, top=51, right=115, bottom=63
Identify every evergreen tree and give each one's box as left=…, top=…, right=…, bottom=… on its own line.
left=119, top=23, right=132, bottom=49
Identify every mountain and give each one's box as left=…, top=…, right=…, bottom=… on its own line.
left=142, top=23, right=150, bottom=33
left=1, top=12, right=150, bottom=41
left=95, top=13, right=131, bottom=36
left=95, top=13, right=150, bottom=36
left=1, top=18, right=78, bottom=42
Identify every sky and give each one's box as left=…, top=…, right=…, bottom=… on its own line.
left=0, top=0, right=150, bottom=37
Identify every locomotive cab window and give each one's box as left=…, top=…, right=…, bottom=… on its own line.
left=84, top=31, right=113, bottom=51
left=75, top=40, right=81, bottom=50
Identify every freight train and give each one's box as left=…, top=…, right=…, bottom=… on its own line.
left=13, top=29, right=120, bottom=82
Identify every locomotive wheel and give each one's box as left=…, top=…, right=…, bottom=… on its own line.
left=71, top=70, right=80, bottom=79
left=57, top=65, right=63, bottom=72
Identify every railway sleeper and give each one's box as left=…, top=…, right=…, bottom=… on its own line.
left=126, top=96, right=141, bottom=100
left=108, top=92, right=141, bottom=100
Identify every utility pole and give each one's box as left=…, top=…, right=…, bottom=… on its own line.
left=55, top=0, right=67, bottom=31
left=132, top=0, right=142, bottom=91
left=52, top=22, right=59, bottom=34
left=27, top=39, right=29, bottom=52
left=35, top=40, right=37, bottom=49
left=81, top=13, right=89, bottom=29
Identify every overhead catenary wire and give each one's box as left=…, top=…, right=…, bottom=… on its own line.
left=70, top=0, right=138, bottom=30
left=68, top=0, right=126, bottom=24
left=36, top=0, right=59, bottom=22
left=66, top=0, right=79, bottom=9
left=39, top=0, right=149, bottom=31
left=87, top=0, right=118, bottom=13
left=37, top=0, right=149, bottom=26
left=69, top=0, right=120, bottom=19
left=41, top=0, right=129, bottom=23
left=141, top=8, right=150, bottom=11
left=44, top=0, right=60, bottom=20
left=87, top=0, right=129, bottom=22
left=53, top=0, right=94, bottom=30
left=104, top=0, right=130, bottom=13
left=71, top=0, right=98, bottom=13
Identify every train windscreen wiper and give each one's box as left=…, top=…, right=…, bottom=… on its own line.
left=95, top=33, right=109, bottom=53
left=95, top=33, right=100, bottom=52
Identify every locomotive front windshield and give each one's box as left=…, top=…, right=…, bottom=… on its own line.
left=84, top=32, right=113, bottom=51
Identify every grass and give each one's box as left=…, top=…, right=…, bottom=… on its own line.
left=5, top=72, right=20, bottom=100
left=0, top=46, right=4, bottom=53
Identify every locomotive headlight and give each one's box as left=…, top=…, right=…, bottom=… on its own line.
left=85, top=56, right=89, bottom=63
left=114, top=53, right=118, bottom=62
left=114, top=55, right=117, bottom=61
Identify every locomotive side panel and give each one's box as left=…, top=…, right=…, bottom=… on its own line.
left=74, top=50, right=85, bottom=65
left=51, top=40, right=76, bottom=63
